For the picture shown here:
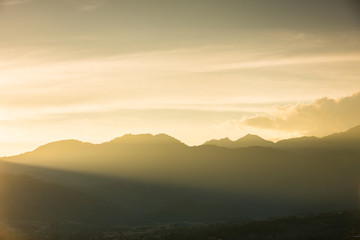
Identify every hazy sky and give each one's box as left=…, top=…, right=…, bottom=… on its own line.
left=0, top=0, right=360, bottom=155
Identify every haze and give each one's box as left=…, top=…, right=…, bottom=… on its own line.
left=1, top=0, right=360, bottom=156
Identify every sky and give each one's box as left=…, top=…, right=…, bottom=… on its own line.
left=0, top=0, right=360, bottom=156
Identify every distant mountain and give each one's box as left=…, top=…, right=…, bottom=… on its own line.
left=107, top=133, right=185, bottom=146
left=275, top=136, right=320, bottom=149
left=4, top=135, right=293, bottom=193
left=4, top=127, right=360, bottom=195
left=277, top=124, right=360, bottom=151
left=322, top=125, right=360, bottom=146
left=204, top=125, right=360, bottom=151
left=34, top=139, right=94, bottom=152
left=1, top=126, right=360, bottom=225
left=204, top=134, right=275, bottom=148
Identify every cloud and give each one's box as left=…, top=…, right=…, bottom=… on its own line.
left=1, top=44, right=359, bottom=115
left=0, top=0, right=31, bottom=6
left=241, top=91, right=360, bottom=136
left=206, top=54, right=360, bottom=72
left=69, top=0, right=106, bottom=11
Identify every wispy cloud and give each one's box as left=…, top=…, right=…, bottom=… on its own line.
left=69, top=0, right=106, bottom=11
left=1, top=44, right=359, bottom=112
left=0, top=0, right=31, bottom=6
left=204, top=54, right=360, bottom=73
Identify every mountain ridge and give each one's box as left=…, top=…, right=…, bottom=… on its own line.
left=1, top=125, right=360, bottom=225
left=204, top=134, right=275, bottom=148
left=5, top=124, right=360, bottom=158
left=205, top=124, right=360, bottom=150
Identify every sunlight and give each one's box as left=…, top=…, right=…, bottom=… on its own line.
left=0, top=0, right=360, bottom=238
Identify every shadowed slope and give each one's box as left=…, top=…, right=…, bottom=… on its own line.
left=0, top=174, right=129, bottom=224
left=1, top=127, right=360, bottom=223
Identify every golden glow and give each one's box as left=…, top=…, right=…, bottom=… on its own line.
left=0, top=1, right=359, bottom=156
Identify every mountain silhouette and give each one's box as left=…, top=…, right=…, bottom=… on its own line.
left=108, top=133, right=185, bottom=146
left=322, top=125, right=360, bottom=144
left=204, top=134, right=275, bottom=148
left=1, top=125, right=360, bottom=225
left=277, top=124, right=360, bottom=151
left=204, top=125, right=360, bottom=151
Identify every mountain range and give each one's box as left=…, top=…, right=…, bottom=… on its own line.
left=204, top=134, right=275, bottom=148
left=205, top=125, right=360, bottom=150
left=0, top=125, right=359, bottom=226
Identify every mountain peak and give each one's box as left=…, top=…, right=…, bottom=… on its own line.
left=204, top=134, right=274, bottom=149
left=108, top=133, right=185, bottom=146
left=238, top=134, right=265, bottom=141
left=203, top=137, right=232, bottom=146
left=34, top=139, right=92, bottom=152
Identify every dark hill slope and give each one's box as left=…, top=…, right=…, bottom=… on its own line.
left=2, top=128, right=360, bottom=223
left=0, top=174, right=128, bottom=224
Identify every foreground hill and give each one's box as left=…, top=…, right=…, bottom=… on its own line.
left=120, top=210, right=360, bottom=240
left=6, top=210, right=360, bottom=240
left=0, top=174, right=128, bottom=224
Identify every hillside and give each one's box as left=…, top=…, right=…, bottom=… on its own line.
left=0, top=174, right=128, bottom=224
left=132, top=210, right=360, bottom=240
left=8, top=210, right=359, bottom=240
